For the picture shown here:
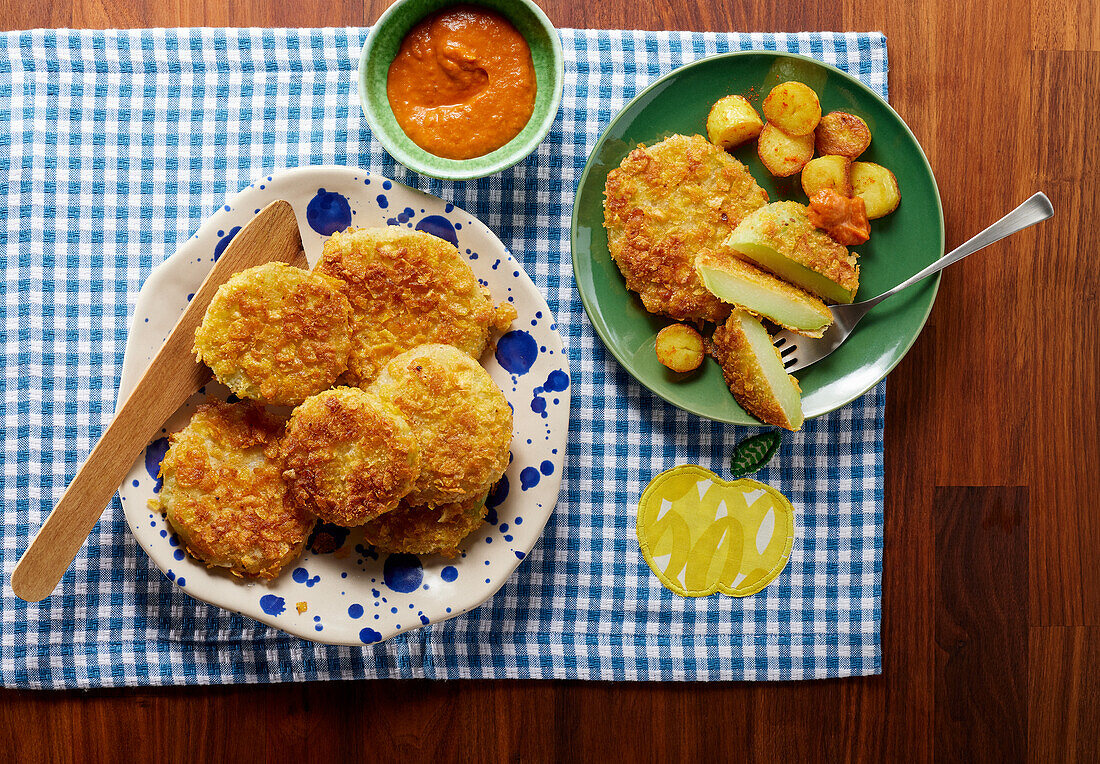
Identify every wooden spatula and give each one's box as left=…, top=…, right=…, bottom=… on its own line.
left=12, top=199, right=309, bottom=603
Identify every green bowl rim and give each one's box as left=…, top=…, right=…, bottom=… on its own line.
left=569, top=49, right=946, bottom=424
left=359, top=0, right=565, bottom=181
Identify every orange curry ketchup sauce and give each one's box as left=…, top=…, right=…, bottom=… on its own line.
left=386, top=5, right=537, bottom=160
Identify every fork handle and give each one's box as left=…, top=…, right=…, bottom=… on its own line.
left=860, top=192, right=1054, bottom=309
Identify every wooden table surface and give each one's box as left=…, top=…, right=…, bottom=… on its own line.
left=2, top=0, right=1097, bottom=761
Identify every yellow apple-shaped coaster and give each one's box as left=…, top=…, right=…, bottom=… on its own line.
left=637, top=465, right=795, bottom=598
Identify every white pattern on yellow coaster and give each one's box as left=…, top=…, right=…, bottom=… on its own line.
left=636, top=465, right=795, bottom=598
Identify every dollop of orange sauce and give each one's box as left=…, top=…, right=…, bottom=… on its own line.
left=386, top=5, right=537, bottom=160
left=807, top=189, right=871, bottom=246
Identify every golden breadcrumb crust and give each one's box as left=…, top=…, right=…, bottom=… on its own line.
left=193, top=262, right=352, bottom=407
left=280, top=387, right=421, bottom=527
left=361, top=492, right=489, bottom=558
left=370, top=344, right=512, bottom=507
left=710, top=314, right=802, bottom=431
left=314, top=227, right=515, bottom=387
left=740, top=201, right=859, bottom=295
left=158, top=400, right=315, bottom=579
left=603, top=134, right=768, bottom=323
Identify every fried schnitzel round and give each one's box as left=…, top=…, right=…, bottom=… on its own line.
left=360, top=491, right=489, bottom=558
left=370, top=344, right=512, bottom=507
left=603, top=134, right=769, bottom=323
left=281, top=387, right=421, bottom=526
left=193, top=262, right=352, bottom=407
left=314, top=227, right=516, bottom=387
left=158, top=400, right=314, bottom=579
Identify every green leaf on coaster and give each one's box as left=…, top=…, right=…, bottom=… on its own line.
left=729, top=431, right=781, bottom=478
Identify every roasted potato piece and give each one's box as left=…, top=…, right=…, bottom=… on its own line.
left=801, top=155, right=853, bottom=198
left=762, top=81, right=821, bottom=137
left=706, top=95, right=764, bottom=150
left=850, top=162, right=900, bottom=219
left=757, top=123, right=814, bottom=177
left=815, top=112, right=871, bottom=158
left=655, top=324, right=705, bottom=373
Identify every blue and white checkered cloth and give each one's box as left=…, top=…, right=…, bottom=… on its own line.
left=0, top=28, right=887, bottom=687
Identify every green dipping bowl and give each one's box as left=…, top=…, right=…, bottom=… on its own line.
left=359, top=0, right=564, bottom=181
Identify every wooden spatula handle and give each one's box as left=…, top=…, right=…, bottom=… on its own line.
left=10, top=361, right=211, bottom=602
left=11, top=200, right=307, bottom=602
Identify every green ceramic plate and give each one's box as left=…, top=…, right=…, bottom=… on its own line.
left=359, top=0, right=564, bottom=181
left=571, top=51, right=944, bottom=424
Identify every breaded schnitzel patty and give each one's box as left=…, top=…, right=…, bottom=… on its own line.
left=193, top=262, right=352, bottom=407
left=603, top=134, right=768, bottom=323
left=314, top=227, right=516, bottom=387
left=361, top=491, right=489, bottom=558
left=158, top=400, right=314, bottom=579
left=281, top=387, right=421, bottom=526
left=370, top=344, right=512, bottom=507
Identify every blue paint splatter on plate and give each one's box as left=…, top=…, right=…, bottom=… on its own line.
left=530, top=369, right=569, bottom=420
left=259, top=595, right=286, bottom=616
left=213, top=226, right=241, bottom=261
left=520, top=467, right=540, bottom=490
left=292, top=567, right=320, bottom=587
left=383, top=554, right=423, bottom=593
left=495, top=330, right=538, bottom=374
left=414, top=215, right=458, bottom=247
left=359, top=627, right=383, bottom=644
left=486, top=475, right=509, bottom=508
left=144, top=437, right=170, bottom=492
left=307, top=522, right=350, bottom=554
left=544, top=369, right=569, bottom=392
left=306, top=189, right=352, bottom=235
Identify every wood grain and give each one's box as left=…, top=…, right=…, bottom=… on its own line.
left=1027, top=50, right=1100, bottom=628
left=1030, top=627, right=1100, bottom=761
left=934, top=487, right=1028, bottom=763
left=1, top=0, right=1098, bottom=760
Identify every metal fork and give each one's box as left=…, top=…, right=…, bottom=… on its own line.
left=772, top=192, right=1055, bottom=373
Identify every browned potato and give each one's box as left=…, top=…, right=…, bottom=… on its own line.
left=801, top=155, right=853, bottom=198
left=655, top=324, right=705, bottom=373
left=757, top=123, right=814, bottom=177
left=850, top=162, right=900, bottom=218
left=762, top=81, right=821, bottom=137
left=815, top=112, right=872, bottom=158
left=706, top=95, right=764, bottom=150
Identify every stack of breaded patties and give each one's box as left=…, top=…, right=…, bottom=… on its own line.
left=157, top=228, right=515, bottom=579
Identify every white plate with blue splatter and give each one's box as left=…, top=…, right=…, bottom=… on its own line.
left=116, top=165, right=570, bottom=646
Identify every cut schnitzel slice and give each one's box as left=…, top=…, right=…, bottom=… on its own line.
left=710, top=310, right=804, bottom=431
left=695, top=249, right=833, bottom=338
left=724, top=201, right=860, bottom=304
